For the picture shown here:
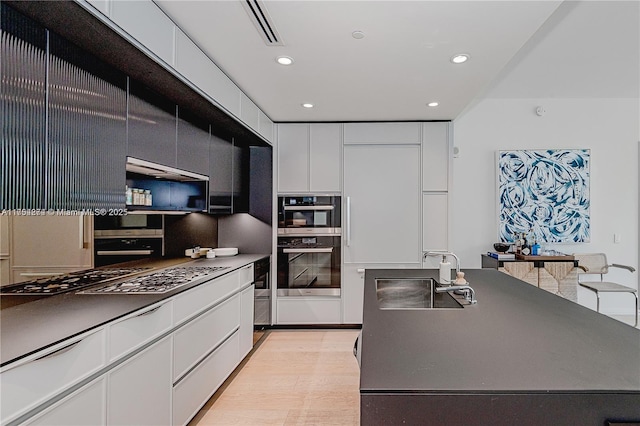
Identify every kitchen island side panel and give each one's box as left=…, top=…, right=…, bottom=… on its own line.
left=361, top=393, right=640, bottom=426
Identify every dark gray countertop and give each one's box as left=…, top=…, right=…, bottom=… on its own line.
left=360, top=268, right=640, bottom=393
left=0, top=254, right=269, bottom=367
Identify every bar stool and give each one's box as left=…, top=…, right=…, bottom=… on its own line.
left=573, top=253, right=637, bottom=327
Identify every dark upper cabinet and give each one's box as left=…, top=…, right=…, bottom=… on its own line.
left=48, top=32, right=127, bottom=209
left=232, top=141, right=249, bottom=214
left=1, top=5, right=47, bottom=210
left=177, top=109, right=209, bottom=176
left=128, top=81, right=177, bottom=168
left=249, top=145, right=273, bottom=224
left=1, top=4, right=127, bottom=210
left=209, top=134, right=233, bottom=214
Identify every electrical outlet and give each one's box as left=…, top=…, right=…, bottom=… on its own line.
left=614, top=233, right=621, bottom=243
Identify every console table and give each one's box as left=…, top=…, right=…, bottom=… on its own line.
left=481, top=254, right=580, bottom=302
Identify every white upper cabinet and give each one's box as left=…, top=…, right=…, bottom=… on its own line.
left=259, top=111, right=274, bottom=142
left=422, top=122, right=450, bottom=191
left=110, top=0, right=175, bottom=67
left=277, top=123, right=342, bottom=193
left=240, top=93, right=261, bottom=132
left=309, top=124, right=342, bottom=192
left=344, top=122, right=422, bottom=145
left=277, top=124, right=309, bottom=193
left=85, top=0, right=109, bottom=16
left=175, top=30, right=241, bottom=118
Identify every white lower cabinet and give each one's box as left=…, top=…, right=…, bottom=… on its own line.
left=0, top=328, right=106, bottom=425
left=24, top=378, right=106, bottom=426
left=276, top=297, right=341, bottom=324
left=240, top=285, right=255, bottom=358
left=342, top=265, right=367, bottom=324
left=5, top=262, right=258, bottom=426
left=173, top=295, right=240, bottom=382
left=173, top=332, right=240, bottom=426
left=107, top=336, right=172, bottom=426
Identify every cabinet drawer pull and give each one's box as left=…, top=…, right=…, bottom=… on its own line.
left=136, top=305, right=162, bottom=317
left=35, top=340, right=81, bottom=361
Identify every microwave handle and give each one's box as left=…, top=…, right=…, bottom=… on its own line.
left=283, top=248, right=334, bottom=254
left=346, top=196, right=351, bottom=247
left=283, top=205, right=334, bottom=211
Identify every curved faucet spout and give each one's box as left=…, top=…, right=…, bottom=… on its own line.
left=423, top=251, right=461, bottom=274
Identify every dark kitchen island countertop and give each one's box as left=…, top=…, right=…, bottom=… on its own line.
left=0, top=254, right=269, bottom=368
left=360, top=268, right=640, bottom=425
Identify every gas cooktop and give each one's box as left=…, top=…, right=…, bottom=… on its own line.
left=0, top=268, right=153, bottom=295
left=80, top=266, right=229, bottom=294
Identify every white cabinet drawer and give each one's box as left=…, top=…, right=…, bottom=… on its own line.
left=0, top=328, right=106, bottom=424
left=276, top=297, right=341, bottom=324
left=237, top=264, right=254, bottom=288
left=173, top=264, right=253, bottom=325
left=173, top=272, right=238, bottom=325
left=173, top=294, right=240, bottom=382
left=108, top=300, right=173, bottom=362
left=24, top=377, right=106, bottom=426
left=173, top=332, right=240, bottom=426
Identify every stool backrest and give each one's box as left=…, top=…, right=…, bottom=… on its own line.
left=574, top=253, right=608, bottom=277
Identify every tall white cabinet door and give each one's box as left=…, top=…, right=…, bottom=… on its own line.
left=107, top=337, right=172, bottom=426
left=309, top=123, right=342, bottom=192
left=423, top=193, right=448, bottom=251
left=422, top=122, right=450, bottom=191
left=344, top=144, right=421, bottom=263
left=277, top=124, right=309, bottom=193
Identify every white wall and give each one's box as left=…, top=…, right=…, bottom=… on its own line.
left=452, top=98, right=639, bottom=314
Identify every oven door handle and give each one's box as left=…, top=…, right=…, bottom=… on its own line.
left=96, top=250, right=154, bottom=256
left=282, top=248, right=334, bottom=254
left=283, top=205, right=334, bottom=211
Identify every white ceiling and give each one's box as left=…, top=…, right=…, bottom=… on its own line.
left=155, top=1, right=639, bottom=122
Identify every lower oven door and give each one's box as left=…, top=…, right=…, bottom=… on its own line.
left=277, top=242, right=340, bottom=296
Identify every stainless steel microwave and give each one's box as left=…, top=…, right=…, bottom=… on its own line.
left=277, top=195, right=341, bottom=236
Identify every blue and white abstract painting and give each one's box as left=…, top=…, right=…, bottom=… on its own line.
left=498, top=149, right=590, bottom=243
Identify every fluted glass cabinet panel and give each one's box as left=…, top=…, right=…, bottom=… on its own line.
left=177, top=108, right=210, bottom=176
left=1, top=5, right=47, bottom=210
left=1, top=4, right=127, bottom=210
left=48, top=33, right=127, bottom=210
left=128, top=82, right=177, bottom=168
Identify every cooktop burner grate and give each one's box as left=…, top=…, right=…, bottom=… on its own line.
left=0, top=268, right=153, bottom=295
left=81, top=266, right=229, bottom=294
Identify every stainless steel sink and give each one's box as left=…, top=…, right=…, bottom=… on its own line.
left=376, top=278, right=463, bottom=310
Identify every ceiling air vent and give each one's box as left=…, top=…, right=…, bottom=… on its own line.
left=241, top=0, right=284, bottom=46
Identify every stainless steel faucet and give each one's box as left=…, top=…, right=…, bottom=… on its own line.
left=423, top=251, right=461, bottom=283
left=435, top=285, right=477, bottom=304
left=423, top=251, right=461, bottom=273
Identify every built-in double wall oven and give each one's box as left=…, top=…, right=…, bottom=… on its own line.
left=277, top=195, right=341, bottom=296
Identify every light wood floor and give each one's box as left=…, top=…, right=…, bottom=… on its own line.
left=189, top=330, right=361, bottom=426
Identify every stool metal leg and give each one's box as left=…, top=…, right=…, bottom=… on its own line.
left=634, top=292, right=638, bottom=328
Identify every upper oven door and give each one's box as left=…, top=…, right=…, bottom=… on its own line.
left=278, top=195, right=341, bottom=235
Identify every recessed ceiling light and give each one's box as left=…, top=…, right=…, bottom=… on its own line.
left=302, top=103, right=314, bottom=108
left=451, top=54, right=470, bottom=64
left=352, top=31, right=365, bottom=39
left=427, top=102, right=439, bottom=107
left=276, top=56, right=294, bottom=65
